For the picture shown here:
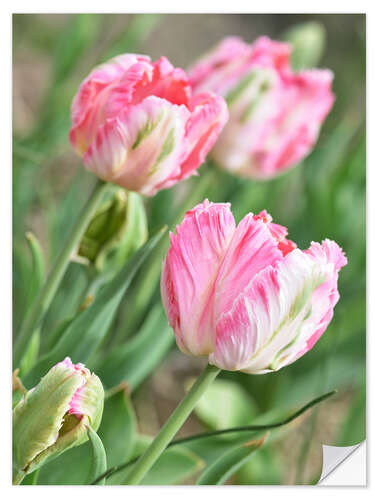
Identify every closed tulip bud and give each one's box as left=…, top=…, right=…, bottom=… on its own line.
left=12, top=358, right=104, bottom=483
left=76, top=187, right=147, bottom=272
left=188, top=36, right=334, bottom=179
left=70, top=54, right=228, bottom=196
left=282, top=21, right=326, bottom=71
left=161, top=201, right=347, bottom=373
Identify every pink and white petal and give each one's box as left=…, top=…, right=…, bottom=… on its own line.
left=188, top=37, right=251, bottom=94
left=164, top=200, right=236, bottom=356
left=210, top=248, right=333, bottom=373
left=84, top=96, right=189, bottom=196
left=68, top=374, right=104, bottom=423
left=70, top=54, right=152, bottom=154
left=214, top=214, right=283, bottom=319
left=177, top=92, right=228, bottom=180
left=210, top=69, right=282, bottom=176
left=254, top=69, right=335, bottom=176
left=132, top=56, right=191, bottom=107
left=250, top=36, right=292, bottom=77
left=266, top=244, right=346, bottom=370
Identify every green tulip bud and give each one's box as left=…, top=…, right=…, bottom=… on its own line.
left=76, top=187, right=148, bottom=273
left=12, top=357, right=104, bottom=484
left=282, top=21, right=326, bottom=71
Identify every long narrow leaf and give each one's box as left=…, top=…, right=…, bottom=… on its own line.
left=96, top=304, right=174, bottom=390
left=196, top=435, right=267, bottom=485
left=24, top=228, right=166, bottom=388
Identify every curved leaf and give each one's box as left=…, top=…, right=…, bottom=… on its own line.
left=112, top=435, right=204, bottom=485
left=19, top=329, right=40, bottom=377
left=86, top=426, right=107, bottom=485
left=25, top=231, right=46, bottom=304
left=192, top=378, right=258, bottom=429
left=99, top=385, right=136, bottom=468
left=197, top=435, right=267, bottom=485
left=96, top=304, right=174, bottom=390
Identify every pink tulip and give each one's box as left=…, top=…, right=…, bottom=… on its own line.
left=188, top=36, right=335, bottom=179
left=161, top=201, right=347, bottom=373
left=69, top=54, right=228, bottom=196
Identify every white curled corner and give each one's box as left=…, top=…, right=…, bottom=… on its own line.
left=318, top=441, right=366, bottom=485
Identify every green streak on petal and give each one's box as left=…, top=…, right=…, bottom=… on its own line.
left=249, top=269, right=326, bottom=365
left=132, top=119, right=159, bottom=150
left=225, top=72, right=257, bottom=106
left=240, top=79, right=272, bottom=124
left=289, top=272, right=325, bottom=320
left=149, top=128, right=175, bottom=176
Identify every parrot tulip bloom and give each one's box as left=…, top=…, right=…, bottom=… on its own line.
left=12, top=358, right=104, bottom=482
left=70, top=54, right=228, bottom=196
left=161, top=201, right=347, bottom=374
left=188, top=36, right=335, bottom=179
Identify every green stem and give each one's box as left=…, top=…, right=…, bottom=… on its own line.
left=13, top=179, right=110, bottom=366
left=124, top=364, right=220, bottom=485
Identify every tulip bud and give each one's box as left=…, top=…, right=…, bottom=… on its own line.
left=76, top=187, right=147, bottom=273
left=282, top=21, right=326, bottom=71
left=12, top=358, right=104, bottom=483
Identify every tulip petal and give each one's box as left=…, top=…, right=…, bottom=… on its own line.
left=214, top=214, right=283, bottom=319
left=177, top=92, right=228, bottom=180
left=210, top=243, right=345, bottom=373
left=161, top=200, right=236, bottom=356
left=84, top=96, right=190, bottom=196
left=70, top=54, right=152, bottom=155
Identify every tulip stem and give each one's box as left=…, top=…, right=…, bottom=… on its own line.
left=14, top=179, right=111, bottom=367
left=124, top=363, right=221, bottom=485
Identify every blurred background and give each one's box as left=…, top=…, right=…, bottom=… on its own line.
left=13, top=14, right=365, bottom=485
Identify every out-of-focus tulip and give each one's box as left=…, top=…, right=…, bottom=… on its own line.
left=76, top=187, right=147, bottom=272
left=70, top=54, right=228, bottom=196
left=188, top=36, right=335, bottom=179
left=161, top=200, right=347, bottom=373
left=13, top=357, right=104, bottom=483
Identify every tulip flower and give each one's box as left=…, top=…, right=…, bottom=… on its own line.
left=70, top=54, right=228, bottom=196
left=161, top=200, right=347, bottom=373
left=188, top=36, right=335, bottom=179
left=12, top=357, right=104, bottom=483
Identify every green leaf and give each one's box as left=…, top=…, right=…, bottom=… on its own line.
left=96, top=304, right=174, bottom=390
left=336, top=386, right=366, bottom=446
left=111, top=435, right=204, bottom=485
left=86, top=426, right=107, bottom=485
left=103, top=14, right=163, bottom=60
left=37, top=442, right=91, bottom=485
left=193, top=378, right=258, bottom=429
left=235, top=446, right=282, bottom=485
left=52, top=14, right=102, bottom=83
left=196, top=435, right=266, bottom=485
left=21, top=469, right=39, bottom=485
left=24, top=228, right=166, bottom=388
left=19, top=329, right=40, bottom=377
left=99, top=386, right=136, bottom=468
left=25, top=231, right=46, bottom=306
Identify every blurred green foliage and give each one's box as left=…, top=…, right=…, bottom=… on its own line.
left=13, top=14, right=365, bottom=485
